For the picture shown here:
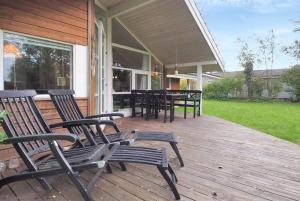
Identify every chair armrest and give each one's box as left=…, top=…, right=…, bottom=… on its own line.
left=86, top=113, right=124, bottom=120
left=50, top=119, right=120, bottom=144
left=50, top=119, right=118, bottom=129
left=2, top=133, right=78, bottom=144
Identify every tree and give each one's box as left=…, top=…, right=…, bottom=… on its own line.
left=281, top=65, right=300, bottom=101
left=237, top=39, right=255, bottom=98
left=282, top=40, right=300, bottom=64
left=252, top=76, right=265, bottom=98
left=256, top=30, right=276, bottom=98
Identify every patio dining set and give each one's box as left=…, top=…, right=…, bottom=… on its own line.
left=0, top=89, right=188, bottom=201
left=131, top=89, right=202, bottom=122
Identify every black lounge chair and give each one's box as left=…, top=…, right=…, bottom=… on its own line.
left=0, top=90, right=180, bottom=200
left=48, top=89, right=184, bottom=167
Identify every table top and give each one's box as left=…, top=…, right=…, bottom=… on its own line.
left=166, top=94, right=188, bottom=98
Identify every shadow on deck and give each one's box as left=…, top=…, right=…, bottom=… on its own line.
left=1, top=114, right=300, bottom=201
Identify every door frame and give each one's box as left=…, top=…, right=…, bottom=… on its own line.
left=94, top=19, right=107, bottom=114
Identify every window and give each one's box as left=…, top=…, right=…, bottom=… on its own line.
left=113, top=46, right=149, bottom=71
left=135, top=74, right=148, bottom=90
left=113, top=69, right=131, bottom=92
left=151, top=74, right=162, bottom=90
left=3, top=33, right=73, bottom=93
left=151, top=57, right=162, bottom=90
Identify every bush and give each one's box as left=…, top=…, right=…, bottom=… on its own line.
left=203, top=76, right=244, bottom=99
left=0, top=111, right=7, bottom=142
left=281, top=65, right=300, bottom=101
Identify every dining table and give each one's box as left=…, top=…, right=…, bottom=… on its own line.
left=132, top=90, right=188, bottom=122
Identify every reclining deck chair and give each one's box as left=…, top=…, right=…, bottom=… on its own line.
left=48, top=89, right=184, bottom=167
left=0, top=90, right=180, bottom=200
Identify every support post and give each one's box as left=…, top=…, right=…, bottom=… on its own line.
left=197, top=64, right=203, bottom=115
left=88, top=0, right=96, bottom=115
left=106, top=17, right=113, bottom=113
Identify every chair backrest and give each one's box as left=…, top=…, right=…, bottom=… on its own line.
left=0, top=90, right=51, bottom=161
left=48, top=90, right=91, bottom=136
left=131, top=90, right=148, bottom=106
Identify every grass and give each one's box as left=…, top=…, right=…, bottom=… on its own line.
left=0, top=132, right=6, bottom=142
left=0, top=111, right=6, bottom=142
left=177, top=100, right=300, bottom=145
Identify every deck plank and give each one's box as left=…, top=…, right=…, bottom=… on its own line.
left=1, top=115, right=300, bottom=200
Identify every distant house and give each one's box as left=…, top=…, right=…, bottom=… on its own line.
left=166, top=73, right=220, bottom=90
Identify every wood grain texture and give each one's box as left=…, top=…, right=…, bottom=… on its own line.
left=0, top=115, right=299, bottom=200
left=0, top=0, right=88, bottom=45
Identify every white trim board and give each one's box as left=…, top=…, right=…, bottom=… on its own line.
left=73, top=45, right=88, bottom=98
left=165, top=61, right=217, bottom=68
left=0, top=29, right=3, bottom=90
left=112, top=43, right=149, bottom=55
left=184, top=0, right=224, bottom=72
left=109, top=0, right=157, bottom=18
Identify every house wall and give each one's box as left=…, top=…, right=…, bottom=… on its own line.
left=0, top=0, right=88, bottom=45
left=170, top=78, right=180, bottom=90
left=0, top=98, right=88, bottom=162
left=203, top=76, right=219, bottom=86
left=0, top=0, right=89, bottom=162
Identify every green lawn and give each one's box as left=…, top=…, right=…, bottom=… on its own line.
left=178, top=100, right=300, bottom=145
left=0, top=132, right=6, bottom=142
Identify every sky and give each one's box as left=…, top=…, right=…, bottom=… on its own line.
left=195, top=0, right=300, bottom=72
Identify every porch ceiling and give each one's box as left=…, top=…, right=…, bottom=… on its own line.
left=99, top=0, right=224, bottom=73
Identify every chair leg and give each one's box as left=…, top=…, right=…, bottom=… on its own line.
left=164, top=108, right=167, bottom=123
left=67, top=171, right=93, bottom=201
left=106, top=164, right=113, bottom=173
left=193, top=101, right=196, bottom=118
left=37, top=177, right=52, bottom=191
left=119, top=162, right=127, bottom=171
left=157, top=166, right=180, bottom=200
left=168, top=165, right=178, bottom=183
left=170, top=142, right=184, bottom=167
left=198, top=99, right=201, bottom=116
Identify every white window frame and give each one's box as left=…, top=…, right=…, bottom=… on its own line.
left=0, top=29, right=88, bottom=99
left=111, top=43, right=151, bottom=94
left=112, top=66, right=133, bottom=94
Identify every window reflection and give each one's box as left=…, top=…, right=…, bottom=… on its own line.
left=151, top=74, right=162, bottom=90
left=113, top=46, right=149, bottom=71
left=113, top=69, right=131, bottom=92
left=135, top=74, right=148, bottom=90
left=3, top=33, right=72, bottom=94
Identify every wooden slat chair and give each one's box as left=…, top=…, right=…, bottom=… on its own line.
left=155, top=89, right=174, bottom=123
left=0, top=90, right=180, bottom=200
left=131, top=90, right=148, bottom=118
left=0, top=90, right=117, bottom=201
left=48, top=89, right=184, bottom=167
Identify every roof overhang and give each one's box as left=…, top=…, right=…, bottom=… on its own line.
left=97, top=0, right=224, bottom=72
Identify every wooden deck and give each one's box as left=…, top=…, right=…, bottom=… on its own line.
left=1, top=114, right=300, bottom=201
